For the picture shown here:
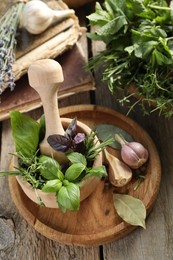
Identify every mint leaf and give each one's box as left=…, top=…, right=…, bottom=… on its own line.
left=97, top=16, right=127, bottom=36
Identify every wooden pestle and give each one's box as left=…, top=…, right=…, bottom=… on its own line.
left=28, top=59, right=67, bottom=164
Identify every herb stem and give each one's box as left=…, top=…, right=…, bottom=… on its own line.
left=166, top=36, right=173, bottom=41
left=148, top=5, right=170, bottom=11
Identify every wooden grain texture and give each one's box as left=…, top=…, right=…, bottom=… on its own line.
left=0, top=0, right=173, bottom=259
left=8, top=105, right=161, bottom=247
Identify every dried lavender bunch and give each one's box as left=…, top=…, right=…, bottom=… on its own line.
left=0, top=2, right=24, bottom=94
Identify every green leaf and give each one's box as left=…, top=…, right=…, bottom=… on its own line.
left=126, top=0, right=146, bottom=15
left=96, top=16, right=127, bottom=37
left=151, top=49, right=172, bottom=67
left=65, top=163, right=86, bottom=181
left=86, top=0, right=173, bottom=118
left=113, top=194, right=146, bottom=228
left=57, top=170, right=65, bottom=182
left=84, top=165, right=107, bottom=179
left=87, top=8, right=111, bottom=25
left=67, top=152, right=87, bottom=166
left=42, top=179, right=62, bottom=192
left=134, top=41, right=158, bottom=59
left=106, top=0, right=126, bottom=14
left=39, top=155, right=61, bottom=180
left=10, top=111, right=40, bottom=158
left=39, top=114, right=46, bottom=142
left=57, top=183, right=80, bottom=211
left=170, top=0, right=173, bottom=22
left=95, top=124, right=133, bottom=149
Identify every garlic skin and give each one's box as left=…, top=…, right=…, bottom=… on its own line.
left=21, top=0, right=75, bottom=35
left=115, top=134, right=149, bottom=169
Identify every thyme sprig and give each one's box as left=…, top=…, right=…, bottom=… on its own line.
left=14, top=151, right=46, bottom=189
left=0, top=2, right=24, bottom=94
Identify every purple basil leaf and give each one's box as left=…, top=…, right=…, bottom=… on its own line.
left=74, top=133, right=85, bottom=144
left=65, top=118, right=77, bottom=139
left=47, top=135, right=73, bottom=152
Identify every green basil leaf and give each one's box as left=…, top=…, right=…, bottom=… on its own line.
left=65, top=163, right=85, bottom=181
left=113, top=194, right=146, bottom=229
left=39, top=114, right=45, bottom=142
left=39, top=155, right=60, bottom=180
left=67, top=152, right=87, bottom=166
left=42, top=179, right=62, bottom=192
left=57, top=170, right=65, bottom=181
left=10, top=111, right=40, bottom=158
left=95, top=124, right=133, bottom=149
left=57, top=183, right=80, bottom=211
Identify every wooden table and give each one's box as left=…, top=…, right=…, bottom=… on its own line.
left=0, top=2, right=173, bottom=260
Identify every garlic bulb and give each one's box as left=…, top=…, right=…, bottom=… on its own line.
left=21, top=0, right=75, bottom=35
left=115, top=134, right=149, bottom=169
left=104, top=149, right=132, bottom=187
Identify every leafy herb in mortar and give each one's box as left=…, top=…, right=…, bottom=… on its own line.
left=1, top=111, right=108, bottom=212
left=87, top=0, right=173, bottom=117
left=0, top=111, right=147, bottom=226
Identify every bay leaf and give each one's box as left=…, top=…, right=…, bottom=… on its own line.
left=95, top=124, right=133, bottom=149
left=113, top=194, right=146, bottom=229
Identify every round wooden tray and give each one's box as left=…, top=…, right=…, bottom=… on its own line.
left=8, top=105, right=161, bottom=246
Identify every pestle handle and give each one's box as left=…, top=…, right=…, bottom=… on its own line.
left=28, top=59, right=66, bottom=163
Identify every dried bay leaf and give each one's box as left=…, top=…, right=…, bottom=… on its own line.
left=113, top=194, right=146, bottom=229
left=95, top=124, right=133, bottom=149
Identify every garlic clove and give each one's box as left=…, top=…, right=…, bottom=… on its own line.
left=104, top=149, right=132, bottom=187
left=21, top=0, right=75, bottom=35
left=21, top=0, right=52, bottom=34
left=115, top=134, right=149, bottom=169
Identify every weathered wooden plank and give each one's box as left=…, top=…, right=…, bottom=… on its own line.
left=91, top=17, right=173, bottom=260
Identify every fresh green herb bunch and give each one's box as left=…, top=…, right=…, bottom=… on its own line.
left=87, top=0, right=173, bottom=117
left=0, top=2, right=24, bottom=94
left=0, top=111, right=111, bottom=212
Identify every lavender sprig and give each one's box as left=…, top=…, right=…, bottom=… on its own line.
left=0, top=2, right=24, bottom=94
